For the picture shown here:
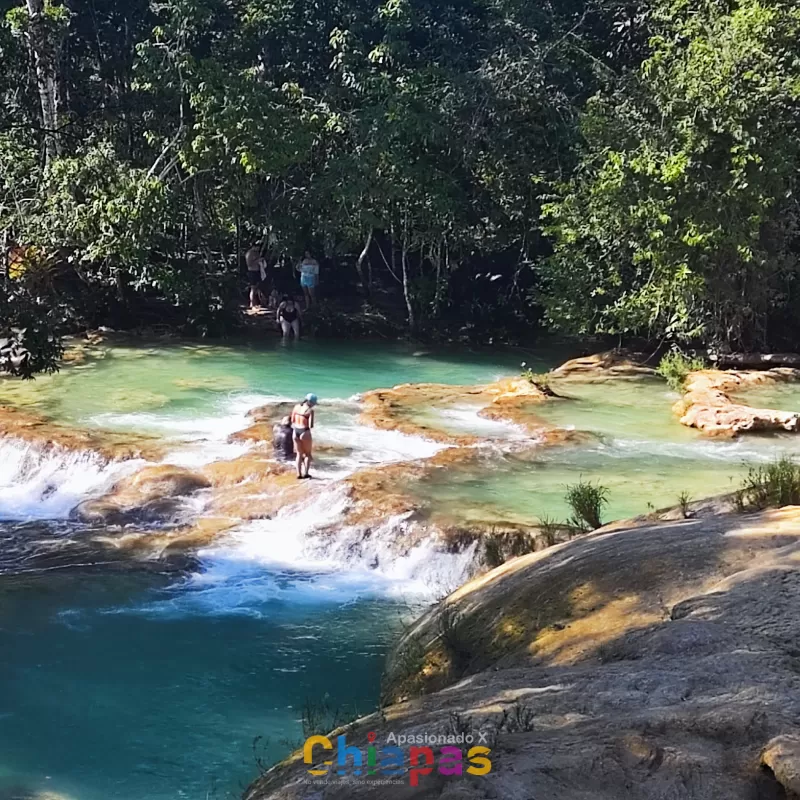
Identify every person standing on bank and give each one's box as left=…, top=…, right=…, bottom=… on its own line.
left=277, top=295, right=301, bottom=339
left=296, top=251, right=320, bottom=307
left=291, top=394, right=317, bottom=479
left=245, top=243, right=267, bottom=309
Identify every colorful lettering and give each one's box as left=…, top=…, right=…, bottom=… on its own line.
left=466, top=746, right=492, bottom=776
left=303, top=735, right=333, bottom=776
left=380, top=745, right=405, bottom=776
left=438, top=746, right=463, bottom=776
left=409, top=746, right=434, bottom=787
left=337, top=734, right=363, bottom=776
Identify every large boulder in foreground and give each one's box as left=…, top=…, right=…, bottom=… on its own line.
left=677, top=369, right=800, bottom=435
left=245, top=506, right=800, bottom=800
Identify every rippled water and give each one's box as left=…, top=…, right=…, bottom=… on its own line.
left=0, top=568, right=402, bottom=800
left=411, top=378, right=800, bottom=526
left=0, top=339, right=795, bottom=800
left=0, top=339, right=540, bottom=800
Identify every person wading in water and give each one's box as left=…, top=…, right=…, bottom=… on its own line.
left=291, top=394, right=318, bottom=479
left=277, top=295, right=301, bottom=339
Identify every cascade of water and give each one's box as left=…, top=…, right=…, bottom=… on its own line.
left=122, top=486, right=477, bottom=618
left=0, top=438, right=145, bottom=522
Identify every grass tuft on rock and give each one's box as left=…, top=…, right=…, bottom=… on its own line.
left=739, top=456, right=800, bottom=510
left=438, top=604, right=477, bottom=675
left=565, top=479, right=609, bottom=531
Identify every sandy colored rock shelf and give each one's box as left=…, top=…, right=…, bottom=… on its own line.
left=549, top=349, right=656, bottom=379
left=0, top=405, right=164, bottom=461
left=360, top=376, right=558, bottom=443
left=676, top=368, right=800, bottom=435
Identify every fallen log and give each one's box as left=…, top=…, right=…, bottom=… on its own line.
left=711, top=353, right=800, bottom=369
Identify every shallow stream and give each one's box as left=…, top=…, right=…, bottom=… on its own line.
left=0, top=339, right=796, bottom=800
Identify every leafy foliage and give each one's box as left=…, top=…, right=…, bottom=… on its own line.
left=541, top=0, right=800, bottom=349
left=0, top=281, right=63, bottom=377
left=2, top=0, right=800, bottom=374
left=739, top=457, right=800, bottom=510
left=656, top=350, right=706, bottom=391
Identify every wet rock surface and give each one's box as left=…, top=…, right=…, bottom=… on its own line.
left=0, top=405, right=164, bottom=461
left=72, top=465, right=211, bottom=525
left=360, top=377, right=555, bottom=443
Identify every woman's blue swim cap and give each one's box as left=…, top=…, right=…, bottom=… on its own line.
left=306, top=393, right=318, bottom=406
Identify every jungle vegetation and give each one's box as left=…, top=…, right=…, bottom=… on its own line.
left=1, top=0, right=798, bottom=375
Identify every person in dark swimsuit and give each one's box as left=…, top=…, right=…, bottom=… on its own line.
left=246, top=244, right=267, bottom=309
left=291, top=394, right=317, bottom=478
left=273, top=416, right=295, bottom=460
left=277, top=296, right=301, bottom=339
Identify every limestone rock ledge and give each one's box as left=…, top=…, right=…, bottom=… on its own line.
left=360, top=377, right=554, bottom=443
left=73, top=464, right=211, bottom=525
left=676, top=369, right=800, bottom=435
left=245, top=506, right=800, bottom=800
left=550, top=349, right=656, bottom=379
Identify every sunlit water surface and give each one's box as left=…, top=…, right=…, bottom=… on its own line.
left=0, top=340, right=542, bottom=800
left=0, top=340, right=796, bottom=799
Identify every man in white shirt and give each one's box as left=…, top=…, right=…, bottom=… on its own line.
left=296, top=251, right=320, bottom=306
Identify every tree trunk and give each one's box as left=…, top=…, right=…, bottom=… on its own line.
left=25, top=0, right=64, bottom=165
left=355, top=228, right=373, bottom=299
left=432, top=239, right=444, bottom=316
left=401, top=232, right=415, bottom=333
left=711, top=353, right=800, bottom=369
left=193, top=176, right=214, bottom=276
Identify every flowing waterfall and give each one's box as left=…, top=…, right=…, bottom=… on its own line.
left=0, top=437, right=144, bottom=522
left=123, top=486, right=478, bottom=618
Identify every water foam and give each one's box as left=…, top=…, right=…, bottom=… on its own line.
left=128, top=487, right=475, bottom=618
left=432, top=403, right=528, bottom=439
left=0, top=437, right=144, bottom=521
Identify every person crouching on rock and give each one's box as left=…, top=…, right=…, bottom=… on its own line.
left=291, top=394, right=317, bottom=479
left=273, top=416, right=295, bottom=460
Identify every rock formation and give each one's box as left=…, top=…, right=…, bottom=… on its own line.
left=245, top=505, right=800, bottom=800
left=360, top=377, right=556, bottom=442
left=0, top=405, right=163, bottom=461
left=550, top=349, right=656, bottom=379
left=676, top=369, right=800, bottom=435
left=73, top=464, right=211, bottom=525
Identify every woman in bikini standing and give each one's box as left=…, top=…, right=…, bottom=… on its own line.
left=291, top=394, right=318, bottom=479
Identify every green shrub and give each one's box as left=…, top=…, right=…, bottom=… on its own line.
left=507, top=531, right=537, bottom=559
left=677, top=490, right=693, bottom=518
left=483, top=530, right=537, bottom=569
left=438, top=604, right=476, bottom=674
left=482, top=533, right=505, bottom=569
left=656, top=350, right=706, bottom=392
left=520, top=361, right=551, bottom=389
left=565, top=479, right=609, bottom=531
left=739, top=457, right=800, bottom=510
left=301, top=697, right=360, bottom=738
